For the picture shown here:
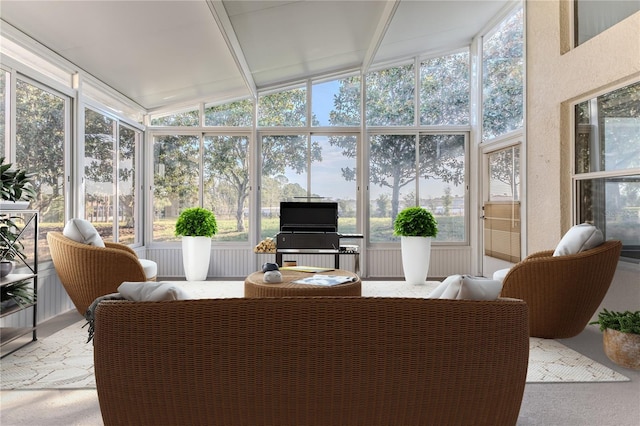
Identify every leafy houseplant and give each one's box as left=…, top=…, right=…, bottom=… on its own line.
left=1, top=279, right=36, bottom=311
left=591, top=309, right=640, bottom=334
left=393, top=206, right=438, bottom=285
left=590, top=309, right=640, bottom=370
left=1, top=157, right=36, bottom=203
left=175, top=207, right=217, bottom=281
left=393, top=206, right=438, bottom=238
left=1, top=157, right=36, bottom=275
left=175, top=207, right=218, bottom=237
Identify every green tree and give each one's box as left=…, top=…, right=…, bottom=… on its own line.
left=421, top=51, right=470, bottom=125
left=154, top=135, right=199, bottom=218
left=15, top=80, right=65, bottom=222
left=204, top=136, right=249, bottom=232
left=443, top=187, right=452, bottom=216
left=482, top=8, right=524, bottom=140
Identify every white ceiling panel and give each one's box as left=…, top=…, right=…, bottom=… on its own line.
left=0, top=0, right=513, bottom=111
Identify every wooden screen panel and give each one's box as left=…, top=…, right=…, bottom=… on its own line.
left=484, top=202, right=521, bottom=262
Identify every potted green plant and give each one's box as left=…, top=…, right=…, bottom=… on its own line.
left=0, top=279, right=35, bottom=312
left=175, top=207, right=218, bottom=281
left=1, top=157, right=36, bottom=276
left=393, top=206, right=438, bottom=285
left=1, top=157, right=36, bottom=207
left=590, top=309, right=640, bottom=370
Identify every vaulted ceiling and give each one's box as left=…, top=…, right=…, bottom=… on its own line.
left=0, top=0, right=511, bottom=112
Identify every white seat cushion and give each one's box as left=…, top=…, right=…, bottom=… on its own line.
left=138, top=258, right=158, bottom=280
left=63, top=218, right=105, bottom=247
left=118, top=281, right=191, bottom=301
left=427, top=274, right=502, bottom=301
left=553, top=223, right=604, bottom=256
left=493, top=268, right=510, bottom=283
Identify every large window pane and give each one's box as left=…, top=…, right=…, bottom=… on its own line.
left=84, top=109, right=115, bottom=241
left=418, top=134, right=466, bottom=242
left=420, top=51, right=470, bottom=125
left=150, top=109, right=200, bottom=126
left=15, top=79, right=66, bottom=261
left=366, top=64, right=415, bottom=126
left=203, top=135, right=250, bottom=241
left=260, top=133, right=357, bottom=239
left=312, top=135, right=357, bottom=232
left=0, top=70, right=7, bottom=155
left=489, top=146, right=521, bottom=201
left=118, top=125, right=138, bottom=244
left=577, top=176, right=639, bottom=260
left=313, top=76, right=361, bottom=126
left=260, top=134, right=311, bottom=239
left=152, top=135, right=200, bottom=242
left=204, top=99, right=253, bottom=126
left=368, top=134, right=417, bottom=242
left=575, top=0, right=640, bottom=46
left=369, top=133, right=467, bottom=243
left=575, top=81, right=640, bottom=174
left=482, top=7, right=524, bottom=141
left=258, top=87, right=307, bottom=127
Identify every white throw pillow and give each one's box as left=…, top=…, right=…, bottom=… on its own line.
left=427, top=274, right=502, bottom=301
left=492, top=268, right=510, bottom=283
left=63, top=218, right=105, bottom=247
left=553, top=223, right=604, bottom=256
left=118, top=281, right=192, bottom=301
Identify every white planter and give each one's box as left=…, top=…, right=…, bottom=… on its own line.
left=400, top=236, right=432, bottom=285
left=182, top=236, right=212, bottom=281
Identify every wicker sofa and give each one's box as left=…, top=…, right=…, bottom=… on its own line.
left=93, top=297, right=529, bottom=426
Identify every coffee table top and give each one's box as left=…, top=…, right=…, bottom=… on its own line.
left=244, top=269, right=361, bottom=297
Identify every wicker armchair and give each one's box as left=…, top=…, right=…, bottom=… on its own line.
left=47, top=231, right=156, bottom=315
left=93, top=297, right=529, bottom=426
left=500, top=240, right=622, bottom=338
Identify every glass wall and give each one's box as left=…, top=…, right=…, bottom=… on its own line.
left=574, top=81, right=640, bottom=261
left=420, top=51, right=470, bottom=126
left=0, top=70, right=7, bottom=155
left=575, top=0, right=640, bottom=46
left=482, top=7, right=524, bottom=141
left=15, top=78, right=67, bottom=261
left=152, top=134, right=200, bottom=242
left=368, top=133, right=466, bottom=243
left=84, top=108, right=141, bottom=244
left=203, top=135, right=250, bottom=241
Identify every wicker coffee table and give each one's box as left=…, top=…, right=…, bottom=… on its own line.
left=244, top=269, right=361, bottom=297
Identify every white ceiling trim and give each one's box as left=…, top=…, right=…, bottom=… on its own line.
left=206, top=0, right=257, bottom=99
left=361, top=0, right=401, bottom=75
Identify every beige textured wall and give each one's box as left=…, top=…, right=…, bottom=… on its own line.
left=525, top=1, right=640, bottom=252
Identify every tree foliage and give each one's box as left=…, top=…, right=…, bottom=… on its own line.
left=482, top=8, right=524, bottom=140
left=15, top=80, right=65, bottom=221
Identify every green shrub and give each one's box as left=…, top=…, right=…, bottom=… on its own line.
left=393, top=206, right=438, bottom=237
left=590, top=309, right=640, bottom=334
left=175, top=207, right=218, bottom=237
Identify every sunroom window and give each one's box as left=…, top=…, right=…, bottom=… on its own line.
left=574, top=81, right=640, bottom=261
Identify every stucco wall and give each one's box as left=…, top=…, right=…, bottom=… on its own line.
left=525, top=1, right=640, bottom=252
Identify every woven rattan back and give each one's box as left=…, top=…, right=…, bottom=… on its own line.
left=94, top=297, right=529, bottom=426
left=47, top=231, right=147, bottom=314
left=501, top=240, right=622, bottom=338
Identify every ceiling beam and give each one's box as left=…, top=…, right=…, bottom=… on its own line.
left=206, top=0, right=257, bottom=99
left=361, top=0, right=401, bottom=74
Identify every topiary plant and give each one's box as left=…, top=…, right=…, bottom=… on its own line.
left=175, top=207, right=218, bottom=238
left=393, top=206, right=438, bottom=238
left=590, top=309, right=640, bottom=334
